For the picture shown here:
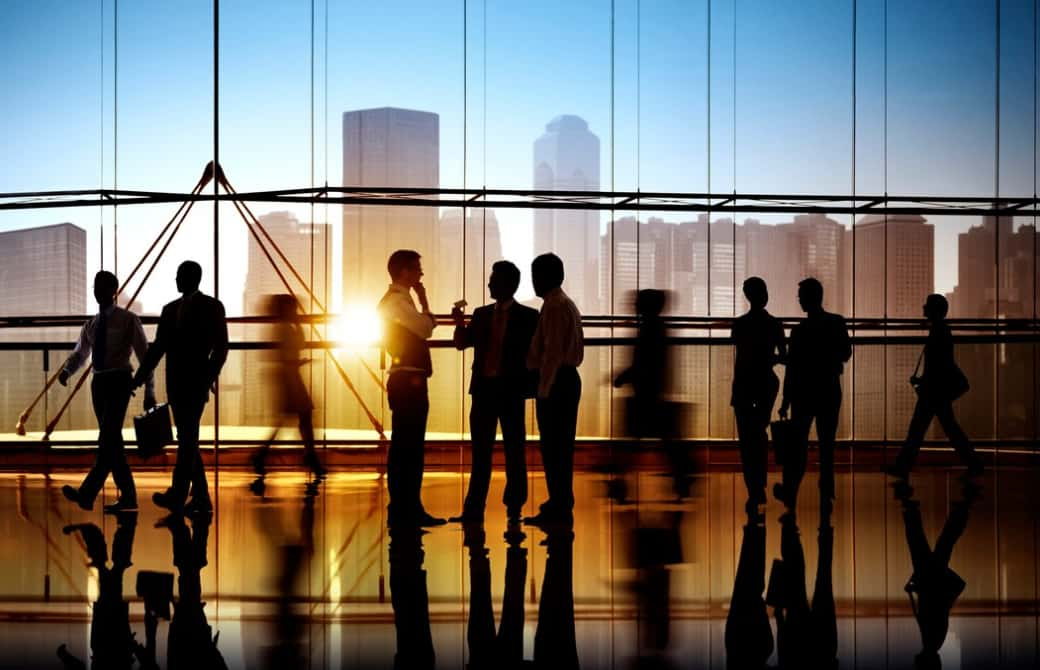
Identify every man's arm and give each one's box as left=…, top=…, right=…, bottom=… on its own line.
left=208, top=300, right=229, bottom=384
left=130, top=314, right=156, bottom=403
left=60, top=320, right=92, bottom=385
left=837, top=316, right=852, bottom=363
left=133, top=308, right=168, bottom=387
left=452, top=306, right=474, bottom=350
left=383, top=291, right=436, bottom=340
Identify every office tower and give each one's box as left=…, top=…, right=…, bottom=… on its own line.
left=342, top=107, right=439, bottom=307
left=432, top=209, right=503, bottom=311
left=849, top=215, right=934, bottom=439
left=241, top=211, right=331, bottom=428
left=533, top=115, right=601, bottom=314
left=0, top=223, right=87, bottom=433
left=948, top=217, right=1037, bottom=438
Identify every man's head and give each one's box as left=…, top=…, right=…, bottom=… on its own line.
left=635, top=289, right=666, bottom=317
left=923, top=293, right=949, bottom=321
left=387, top=249, right=423, bottom=288
left=93, top=271, right=119, bottom=307
left=531, top=253, right=564, bottom=298
left=742, top=276, right=768, bottom=310
left=176, top=261, right=203, bottom=294
left=488, top=260, right=521, bottom=302
left=797, top=277, right=824, bottom=313
left=265, top=293, right=298, bottom=320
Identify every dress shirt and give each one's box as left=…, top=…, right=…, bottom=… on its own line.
left=481, top=299, right=514, bottom=377
left=527, top=287, right=584, bottom=398
left=378, top=282, right=436, bottom=374
left=64, top=304, right=155, bottom=394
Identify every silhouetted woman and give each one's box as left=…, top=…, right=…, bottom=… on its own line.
left=251, top=294, right=325, bottom=491
left=884, top=294, right=982, bottom=480
left=731, top=277, right=786, bottom=516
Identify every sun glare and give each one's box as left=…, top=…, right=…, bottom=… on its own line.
left=332, top=304, right=383, bottom=353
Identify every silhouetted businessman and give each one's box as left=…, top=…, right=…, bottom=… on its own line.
left=389, top=526, right=435, bottom=670
left=776, top=277, right=851, bottom=509
left=525, top=253, right=584, bottom=527
left=450, top=261, right=539, bottom=525
left=134, top=261, right=228, bottom=515
left=725, top=516, right=773, bottom=670
left=163, top=513, right=226, bottom=670
left=58, top=512, right=139, bottom=670
left=884, top=294, right=982, bottom=481
left=250, top=293, right=326, bottom=495
left=731, top=277, right=786, bottom=516
left=61, top=270, right=155, bottom=514
left=533, top=528, right=578, bottom=669
left=894, top=480, right=979, bottom=670
left=378, top=250, right=445, bottom=527
left=770, top=508, right=838, bottom=670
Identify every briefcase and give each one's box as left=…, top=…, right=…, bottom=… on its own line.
left=770, top=418, right=794, bottom=466
left=134, top=403, right=173, bottom=459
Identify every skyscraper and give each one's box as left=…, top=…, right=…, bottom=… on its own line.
left=0, top=223, right=87, bottom=433
left=533, top=115, right=601, bottom=313
left=342, top=107, right=439, bottom=307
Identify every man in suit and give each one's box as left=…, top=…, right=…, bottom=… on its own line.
left=524, top=253, right=584, bottom=527
left=60, top=270, right=155, bottom=513
left=776, top=277, right=851, bottom=510
left=449, top=261, right=539, bottom=525
left=133, top=260, right=228, bottom=515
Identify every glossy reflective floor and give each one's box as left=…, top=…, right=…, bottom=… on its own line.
left=0, top=461, right=1037, bottom=669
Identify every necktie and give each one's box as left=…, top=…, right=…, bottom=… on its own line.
left=93, top=309, right=108, bottom=370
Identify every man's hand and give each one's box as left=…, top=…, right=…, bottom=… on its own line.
left=451, top=305, right=465, bottom=326
left=58, top=370, right=69, bottom=386
left=414, top=282, right=430, bottom=311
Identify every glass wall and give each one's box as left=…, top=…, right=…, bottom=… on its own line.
left=1, top=0, right=1037, bottom=444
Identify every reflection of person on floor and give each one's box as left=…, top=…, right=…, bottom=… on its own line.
left=61, top=270, right=155, bottom=514
left=730, top=277, right=786, bottom=517
left=463, top=523, right=527, bottom=669
left=525, top=253, right=584, bottom=527
left=58, top=512, right=139, bottom=669
left=134, top=260, right=228, bottom=516
left=532, top=528, right=579, bottom=669
left=162, top=512, right=225, bottom=669
left=725, top=515, right=773, bottom=670
left=450, top=261, right=539, bottom=525
left=629, top=511, right=684, bottom=668
left=612, top=289, right=689, bottom=502
left=378, top=250, right=444, bottom=527
left=884, top=294, right=983, bottom=481
left=895, top=480, right=979, bottom=669
left=389, top=526, right=435, bottom=670
left=776, top=277, right=851, bottom=509
left=769, top=507, right=838, bottom=670
left=250, top=294, right=326, bottom=493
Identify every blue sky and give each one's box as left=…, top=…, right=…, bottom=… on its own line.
left=1, top=0, right=1036, bottom=313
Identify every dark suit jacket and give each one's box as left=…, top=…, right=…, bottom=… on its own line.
left=454, top=302, right=539, bottom=396
left=783, top=310, right=851, bottom=404
left=139, top=292, right=229, bottom=406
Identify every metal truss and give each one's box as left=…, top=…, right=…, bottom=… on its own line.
left=3, top=186, right=1040, bottom=217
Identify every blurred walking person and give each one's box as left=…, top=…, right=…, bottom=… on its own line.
left=61, top=270, right=155, bottom=513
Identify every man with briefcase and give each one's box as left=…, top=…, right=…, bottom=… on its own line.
left=60, top=270, right=156, bottom=514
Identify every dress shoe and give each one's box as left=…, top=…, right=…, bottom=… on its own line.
left=152, top=490, right=182, bottom=512
left=305, top=452, right=327, bottom=478
left=417, top=511, right=447, bottom=527
left=772, top=483, right=794, bottom=508
left=103, top=498, right=139, bottom=514
left=506, top=507, right=522, bottom=525
left=184, top=496, right=214, bottom=516
left=523, top=510, right=573, bottom=527
left=62, top=485, right=93, bottom=511
left=448, top=511, right=483, bottom=524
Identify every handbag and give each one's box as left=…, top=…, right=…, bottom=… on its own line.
left=770, top=418, right=794, bottom=466
left=910, top=348, right=970, bottom=401
left=134, top=403, right=174, bottom=459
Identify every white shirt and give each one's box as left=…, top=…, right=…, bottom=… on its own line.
left=64, top=304, right=155, bottom=393
left=527, top=287, right=584, bottom=398
left=378, top=282, right=436, bottom=374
